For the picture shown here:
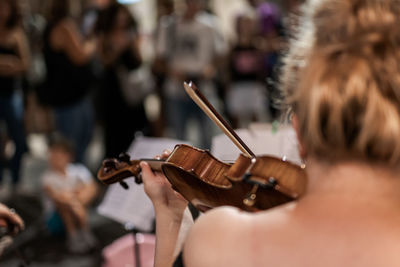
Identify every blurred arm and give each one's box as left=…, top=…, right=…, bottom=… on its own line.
left=0, top=29, right=31, bottom=76
left=56, top=19, right=96, bottom=66
left=43, top=185, right=74, bottom=206
left=75, top=180, right=98, bottom=206
left=140, top=161, right=194, bottom=267
left=99, top=31, right=141, bottom=68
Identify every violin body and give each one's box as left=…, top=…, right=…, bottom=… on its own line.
left=97, top=144, right=307, bottom=212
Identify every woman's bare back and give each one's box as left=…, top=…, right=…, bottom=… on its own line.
left=184, top=193, right=400, bottom=267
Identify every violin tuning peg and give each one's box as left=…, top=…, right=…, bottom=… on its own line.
left=103, top=159, right=117, bottom=172
left=134, top=173, right=143, bottom=184
left=103, top=159, right=116, bottom=167
left=268, top=177, right=277, bottom=187
left=118, top=153, right=131, bottom=163
left=119, top=181, right=129, bottom=190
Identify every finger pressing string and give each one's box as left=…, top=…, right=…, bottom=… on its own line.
left=140, top=161, right=152, bottom=177
left=140, top=161, right=155, bottom=190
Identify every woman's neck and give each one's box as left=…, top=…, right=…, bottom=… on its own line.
left=304, top=158, right=400, bottom=202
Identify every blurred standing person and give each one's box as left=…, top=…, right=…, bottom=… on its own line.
left=95, top=2, right=148, bottom=158
left=42, top=0, right=97, bottom=163
left=155, top=0, right=221, bottom=149
left=80, top=0, right=115, bottom=130
left=0, top=0, right=30, bottom=195
left=257, top=2, right=284, bottom=77
left=246, top=0, right=285, bottom=120
left=150, top=0, right=174, bottom=137
left=256, top=2, right=285, bottom=120
left=198, top=0, right=229, bottom=124
left=81, top=0, right=116, bottom=38
left=226, top=12, right=268, bottom=129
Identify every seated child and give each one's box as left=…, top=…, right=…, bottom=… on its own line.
left=41, top=134, right=98, bottom=253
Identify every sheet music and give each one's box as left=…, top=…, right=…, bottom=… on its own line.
left=97, top=136, right=190, bottom=232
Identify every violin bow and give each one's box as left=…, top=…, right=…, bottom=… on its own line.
left=183, top=81, right=256, bottom=158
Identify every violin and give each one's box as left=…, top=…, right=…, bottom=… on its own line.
left=97, top=82, right=307, bottom=212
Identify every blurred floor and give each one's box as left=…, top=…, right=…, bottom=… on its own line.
left=0, top=126, right=132, bottom=267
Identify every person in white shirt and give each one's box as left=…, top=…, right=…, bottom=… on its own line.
left=41, top=134, right=98, bottom=253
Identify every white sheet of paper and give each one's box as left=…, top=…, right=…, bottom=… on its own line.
left=211, top=122, right=301, bottom=165
left=97, top=136, right=189, bottom=232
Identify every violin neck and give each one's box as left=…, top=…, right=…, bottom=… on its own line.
left=97, top=158, right=165, bottom=185
left=140, top=159, right=165, bottom=172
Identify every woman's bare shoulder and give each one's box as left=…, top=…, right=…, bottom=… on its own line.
left=190, top=203, right=297, bottom=232
left=183, top=204, right=297, bottom=266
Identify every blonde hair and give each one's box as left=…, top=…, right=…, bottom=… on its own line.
left=282, top=0, right=400, bottom=164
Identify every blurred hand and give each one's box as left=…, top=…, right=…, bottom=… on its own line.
left=140, top=150, right=188, bottom=216
left=84, top=37, right=98, bottom=54
left=0, top=203, right=24, bottom=236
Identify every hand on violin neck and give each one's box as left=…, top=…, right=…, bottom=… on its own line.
left=140, top=161, right=187, bottom=218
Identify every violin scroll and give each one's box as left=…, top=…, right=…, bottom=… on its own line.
left=97, top=153, right=164, bottom=188
left=97, top=154, right=142, bottom=188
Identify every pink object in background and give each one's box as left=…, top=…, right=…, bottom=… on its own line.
left=102, top=233, right=156, bottom=267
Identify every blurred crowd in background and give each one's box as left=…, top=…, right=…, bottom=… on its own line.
left=0, top=0, right=302, bottom=263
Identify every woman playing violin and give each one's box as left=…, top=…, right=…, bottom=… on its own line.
left=141, top=0, right=400, bottom=266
